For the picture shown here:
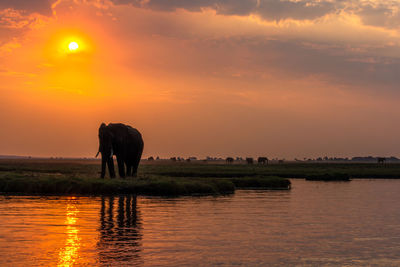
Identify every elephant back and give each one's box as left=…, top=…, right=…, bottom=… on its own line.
left=126, top=125, right=144, bottom=146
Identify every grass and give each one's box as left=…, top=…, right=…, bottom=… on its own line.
left=0, top=159, right=290, bottom=196
left=0, top=174, right=238, bottom=196
left=141, top=161, right=400, bottom=179
left=1, top=159, right=400, bottom=196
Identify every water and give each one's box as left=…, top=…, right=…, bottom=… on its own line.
left=1, top=179, right=400, bottom=266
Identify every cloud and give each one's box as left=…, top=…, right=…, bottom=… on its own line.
left=111, top=0, right=336, bottom=20
left=255, top=0, right=335, bottom=21
left=0, top=8, right=46, bottom=29
left=0, top=0, right=53, bottom=16
left=110, top=0, right=400, bottom=30
left=105, top=2, right=400, bottom=94
left=355, top=2, right=400, bottom=29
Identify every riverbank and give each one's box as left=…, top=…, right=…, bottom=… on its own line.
left=0, top=159, right=290, bottom=196
left=1, top=159, right=399, bottom=195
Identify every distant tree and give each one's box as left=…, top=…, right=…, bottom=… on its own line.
left=148, top=156, right=154, bottom=161
left=170, top=157, right=177, bottom=162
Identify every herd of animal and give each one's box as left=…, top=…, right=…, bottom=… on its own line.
left=96, top=122, right=280, bottom=179
left=148, top=156, right=279, bottom=165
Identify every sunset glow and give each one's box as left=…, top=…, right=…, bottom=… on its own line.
left=1, top=0, right=399, bottom=159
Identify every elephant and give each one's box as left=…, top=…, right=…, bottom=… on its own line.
left=226, top=157, right=234, bottom=164
left=96, top=123, right=144, bottom=178
left=377, top=157, right=386, bottom=164
left=257, top=157, right=269, bottom=165
left=246, top=157, right=254, bottom=164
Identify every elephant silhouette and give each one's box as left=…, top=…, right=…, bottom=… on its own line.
left=377, top=157, right=386, bottom=164
left=96, top=123, right=144, bottom=178
left=226, top=157, right=234, bottom=163
left=246, top=157, right=254, bottom=164
left=257, top=157, right=268, bottom=165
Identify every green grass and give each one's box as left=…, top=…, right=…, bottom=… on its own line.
left=1, top=159, right=399, bottom=196
left=0, top=174, right=238, bottom=196
left=0, top=159, right=290, bottom=196
left=141, top=162, right=400, bottom=179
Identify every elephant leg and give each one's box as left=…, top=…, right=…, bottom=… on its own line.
left=126, top=163, right=132, bottom=177
left=107, top=157, right=116, bottom=178
left=132, top=149, right=143, bottom=177
left=101, top=157, right=106, bottom=178
left=132, top=161, right=139, bottom=177
left=117, top=156, right=126, bottom=178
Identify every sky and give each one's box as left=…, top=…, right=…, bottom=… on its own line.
left=0, top=0, right=400, bottom=159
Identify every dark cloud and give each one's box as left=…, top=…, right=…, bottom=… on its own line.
left=0, top=0, right=53, bottom=16
left=147, top=0, right=258, bottom=15
left=242, top=37, right=400, bottom=91
left=139, top=34, right=400, bottom=92
left=112, top=0, right=400, bottom=28
left=261, top=39, right=400, bottom=90
left=112, top=0, right=335, bottom=20
left=355, top=3, right=400, bottom=29
left=256, top=0, right=335, bottom=21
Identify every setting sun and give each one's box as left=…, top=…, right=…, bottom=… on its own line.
left=68, top=41, right=79, bottom=51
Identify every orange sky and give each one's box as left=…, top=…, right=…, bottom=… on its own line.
left=1, top=0, right=400, bottom=159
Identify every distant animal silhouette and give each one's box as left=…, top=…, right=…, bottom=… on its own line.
left=226, top=157, right=234, bottom=164
left=377, top=157, right=386, bottom=164
left=257, top=157, right=268, bottom=165
left=246, top=157, right=254, bottom=164
left=96, top=123, right=143, bottom=178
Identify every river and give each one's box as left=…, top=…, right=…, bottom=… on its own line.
left=1, top=179, right=400, bottom=266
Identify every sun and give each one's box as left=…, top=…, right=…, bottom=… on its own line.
left=68, top=41, right=79, bottom=51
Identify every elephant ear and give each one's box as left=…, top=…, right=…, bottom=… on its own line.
left=99, top=123, right=106, bottom=131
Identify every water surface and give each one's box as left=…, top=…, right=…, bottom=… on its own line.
left=1, top=179, right=400, bottom=266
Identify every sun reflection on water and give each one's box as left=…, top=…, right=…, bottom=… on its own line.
left=57, top=198, right=81, bottom=267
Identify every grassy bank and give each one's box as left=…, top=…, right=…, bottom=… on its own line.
left=0, top=159, right=290, bottom=196
left=0, top=174, right=237, bottom=196
left=1, top=158, right=399, bottom=196
left=142, top=162, right=400, bottom=179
